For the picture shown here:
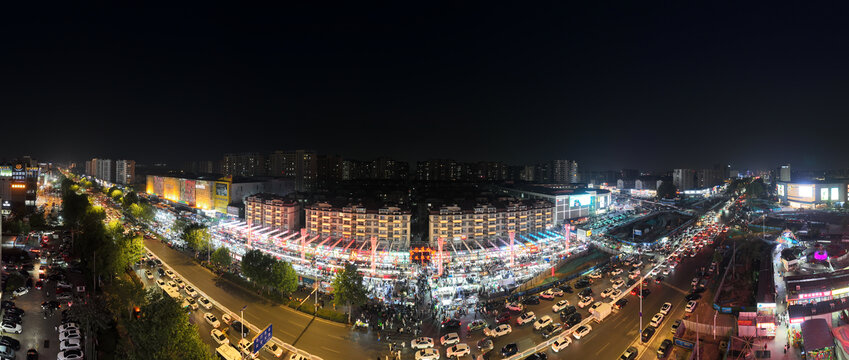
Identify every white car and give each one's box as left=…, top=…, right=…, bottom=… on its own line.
left=204, top=312, right=220, bottom=328
left=12, top=288, right=28, bottom=297
left=238, top=338, right=258, bottom=359
left=589, top=302, right=603, bottom=313
left=211, top=329, right=229, bottom=345
left=60, top=329, right=81, bottom=341
left=650, top=313, right=665, bottom=327
left=612, top=279, right=625, bottom=289
left=60, top=338, right=82, bottom=351
left=411, top=337, right=435, bottom=349
left=633, top=260, right=643, bottom=267
left=166, top=281, right=177, bottom=289
left=484, top=324, right=512, bottom=338
left=198, top=297, right=213, bottom=309
left=173, top=277, right=185, bottom=288
left=660, top=302, right=672, bottom=315
left=551, top=335, right=572, bottom=352
left=572, top=324, right=592, bottom=339
left=0, top=322, right=21, bottom=334
left=533, top=315, right=552, bottom=330
left=185, top=286, right=199, bottom=298
left=165, top=270, right=175, bottom=278
left=439, top=332, right=459, bottom=346
left=600, top=288, right=614, bottom=298
left=446, top=343, right=470, bottom=358
left=155, top=279, right=167, bottom=288
left=610, top=289, right=622, bottom=298
left=662, top=268, right=671, bottom=276
left=540, top=289, right=555, bottom=300
left=415, top=348, right=439, bottom=360
left=58, top=349, right=85, bottom=360
left=552, top=300, right=570, bottom=313
left=58, top=323, right=79, bottom=332
left=145, top=270, right=154, bottom=279
left=550, top=289, right=565, bottom=297
left=578, top=296, right=593, bottom=308
left=505, top=302, right=523, bottom=312
left=589, top=271, right=602, bottom=279
left=265, top=342, right=284, bottom=358
left=222, top=313, right=233, bottom=325
left=686, top=300, right=698, bottom=313
left=182, top=297, right=198, bottom=311
left=57, top=281, right=73, bottom=289
left=610, top=268, right=623, bottom=276
left=629, top=270, right=640, bottom=279
left=517, top=311, right=536, bottom=325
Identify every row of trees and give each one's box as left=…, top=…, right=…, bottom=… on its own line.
left=240, top=249, right=298, bottom=297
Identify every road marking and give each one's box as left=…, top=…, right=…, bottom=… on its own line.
left=595, top=343, right=610, bottom=355
left=321, top=346, right=341, bottom=354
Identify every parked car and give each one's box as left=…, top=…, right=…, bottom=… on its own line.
left=641, top=326, right=656, bottom=343
left=658, top=339, right=673, bottom=358
left=572, top=325, right=592, bottom=339
left=411, top=337, right=434, bottom=349
left=204, top=313, right=220, bottom=328
left=211, top=329, right=229, bottom=345
left=517, top=312, right=536, bottom=325
left=551, top=335, right=572, bottom=352
left=440, top=332, right=460, bottom=346
left=501, top=343, right=518, bottom=357
left=619, top=346, right=638, bottom=360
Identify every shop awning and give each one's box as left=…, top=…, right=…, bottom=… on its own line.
left=801, top=318, right=833, bottom=352
left=831, top=325, right=849, bottom=356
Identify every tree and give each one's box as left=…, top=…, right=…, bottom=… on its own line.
left=110, top=189, right=123, bottom=200
left=241, top=249, right=270, bottom=283
left=4, top=273, right=26, bottom=292
left=106, top=277, right=146, bottom=320
left=123, top=291, right=212, bottom=360
left=122, top=191, right=139, bottom=208
left=28, top=211, right=47, bottom=229
left=129, top=203, right=154, bottom=223
left=270, top=261, right=299, bottom=296
left=331, top=262, right=368, bottom=323
left=182, top=224, right=211, bottom=254
left=210, top=247, right=232, bottom=272
left=657, top=180, right=678, bottom=199
left=746, top=179, right=767, bottom=199
left=66, top=297, right=113, bottom=359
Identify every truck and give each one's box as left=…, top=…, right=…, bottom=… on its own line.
left=591, top=303, right=611, bottom=323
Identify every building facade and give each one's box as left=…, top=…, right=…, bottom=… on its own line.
left=776, top=181, right=847, bottom=208
left=146, top=175, right=294, bottom=214
left=115, top=160, right=135, bottom=185
left=245, top=193, right=301, bottom=232
left=222, top=153, right=266, bottom=177
left=305, top=202, right=411, bottom=247
left=499, top=185, right=611, bottom=225
left=673, top=169, right=696, bottom=191
left=427, top=200, right=553, bottom=245
left=269, top=150, right=317, bottom=192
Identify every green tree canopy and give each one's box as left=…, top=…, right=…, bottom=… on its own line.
left=746, top=179, right=767, bottom=199
left=122, top=191, right=140, bottom=208
left=210, top=247, right=232, bottom=271
left=270, top=260, right=299, bottom=296
left=123, top=291, right=212, bottom=360
left=331, top=262, right=367, bottom=322
left=657, top=180, right=678, bottom=199
left=182, top=224, right=211, bottom=252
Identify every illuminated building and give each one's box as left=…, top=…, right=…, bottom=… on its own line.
left=269, top=150, right=317, bottom=192
left=115, top=160, right=135, bottom=185
left=499, top=185, right=611, bottom=225
left=776, top=181, right=847, bottom=208
left=0, top=160, right=40, bottom=216
left=428, top=200, right=553, bottom=245
left=673, top=168, right=696, bottom=190
left=146, top=175, right=294, bottom=215
left=305, top=202, right=411, bottom=248
left=245, top=193, right=300, bottom=232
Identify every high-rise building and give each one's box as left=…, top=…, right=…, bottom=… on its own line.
left=269, top=150, right=317, bottom=192
left=371, top=158, right=409, bottom=180
left=519, top=165, right=536, bottom=182
left=673, top=169, right=696, bottom=190
left=316, top=154, right=342, bottom=190
left=417, top=159, right=462, bottom=182
left=619, top=169, right=639, bottom=181
left=779, top=164, right=792, bottom=182
left=115, top=160, right=135, bottom=185
left=428, top=200, right=553, bottom=245
left=89, top=158, right=113, bottom=182
left=221, top=153, right=266, bottom=177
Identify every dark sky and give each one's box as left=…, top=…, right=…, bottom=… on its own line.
left=3, top=3, right=849, bottom=171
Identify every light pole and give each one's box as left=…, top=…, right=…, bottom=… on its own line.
left=240, top=305, right=247, bottom=359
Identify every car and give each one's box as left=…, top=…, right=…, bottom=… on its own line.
left=58, top=323, right=79, bottom=332
left=165, top=270, right=174, bottom=278
left=204, top=313, right=220, bottom=328
left=26, top=349, right=37, bottom=360
left=650, top=313, right=665, bottom=327
left=0, top=322, right=21, bottom=334
left=633, top=260, right=643, bottom=267
left=578, top=296, right=593, bottom=308
left=522, top=296, right=540, bottom=305
left=145, top=270, right=154, bottom=279
left=411, top=337, right=435, bottom=349
left=505, top=302, right=524, bottom=312
left=641, top=326, right=656, bottom=343
left=157, top=268, right=165, bottom=276
left=572, top=324, right=592, bottom=339
left=601, top=288, right=614, bottom=298
left=610, top=268, right=623, bottom=276
left=501, top=343, right=518, bottom=357
left=57, top=349, right=84, bottom=360
left=612, top=279, right=625, bottom=289
left=551, top=335, right=572, bottom=352
left=574, top=279, right=591, bottom=289
left=662, top=268, right=671, bottom=276
left=166, top=281, right=177, bottom=289
left=660, top=302, right=672, bottom=315
left=57, top=281, right=73, bottom=289
left=59, top=329, right=81, bottom=341
left=639, top=289, right=651, bottom=298
left=670, top=319, right=683, bottom=334
left=0, top=302, right=13, bottom=311
left=0, top=337, right=19, bottom=351
left=2, top=315, right=21, bottom=326
left=415, top=348, right=439, bottom=360
left=517, top=311, right=536, bottom=325
left=658, top=339, right=673, bottom=358
left=467, top=319, right=487, bottom=332
left=541, top=323, right=563, bottom=338
left=34, top=281, right=43, bottom=290
left=589, top=271, right=602, bottom=279
left=610, top=289, right=622, bottom=298
left=237, top=339, right=258, bottom=359
left=559, top=306, right=577, bottom=322
left=12, top=288, right=27, bottom=297
left=182, top=297, right=198, bottom=311
left=476, top=337, right=494, bottom=353
left=484, top=324, right=512, bottom=338
left=439, top=332, right=459, bottom=346
left=614, top=298, right=628, bottom=310
left=539, top=290, right=555, bottom=300
left=686, top=300, right=698, bottom=312
left=496, top=312, right=511, bottom=324
left=564, top=313, right=582, bottom=327
left=525, top=353, right=548, bottom=360
left=440, top=318, right=461, bottom=330
left=185, top=286, right=199, bottom=298
left=56, top=293, right=73, bottom=301
left=211, top=329, right=229, bottom=345
left=559, top=284, right=573, bottom=293
left=230, top=321, right=250, bottom=337
left=685, top=293, right=702, bottom=301
left=629, top=270, right=640, bottom=279
left=552, top=300, right=570, bottom=313
left=59, top=338, right=81, bottom=351
left=611, top=346, right=637, bottom=360
left=533, top=315, right=552, bottom=330
left=550, top=288, right=565, bottom=297
left=155, top=279, right=166, bottom=287
left=655, top=276, right=665, bottom=283
left=173, top=277, right=185, bottom=288
left=446, top=343, right=470, bottom=358
left=579, top=288, right=593, bottom=297
left=195, top=296, right=212, bottom=309
left=264, top=342, right=284, bottom=358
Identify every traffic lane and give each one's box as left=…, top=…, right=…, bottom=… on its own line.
left=143, top=238, right=386, bottom=360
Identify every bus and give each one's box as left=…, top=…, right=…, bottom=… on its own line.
left=215, top=344, right=241, bottom=360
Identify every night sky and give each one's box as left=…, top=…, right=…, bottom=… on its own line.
left=3, top=3, right=849, bottom=171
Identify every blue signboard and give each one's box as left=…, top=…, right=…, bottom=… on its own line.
left=721, top=307, right=733, bottom=314
left=253, top=324, right=273, bottom=353
left=712, top=303, right=720, bottom=311
left=674, top=338, right=695, bottom=350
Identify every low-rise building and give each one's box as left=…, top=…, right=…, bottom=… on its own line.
left=428, top=200, right=553, bottom=245
left=305, top=202, right=411, bottom=248
left=245, top=193, right=301, bottom=232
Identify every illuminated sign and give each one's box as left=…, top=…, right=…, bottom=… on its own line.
left=833, top=188, right=840, bottom=201
left=822, top=188, right=829, bottom=201
left=832, top=287, right=849, bottom=296
left=787, top=184, right=816, bottom=202
left=10, top=184, right=25, bottom=189
left=570, top=194, right=592, bottom=207
left=777, top=184, right=785, bottom=196
left=798, top=291, right=826, bottom=299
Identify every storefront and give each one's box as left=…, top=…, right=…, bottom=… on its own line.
left=800, top=319, right=835, bottom=360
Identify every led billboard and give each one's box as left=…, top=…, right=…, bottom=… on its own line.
left=787, top=184, right=815, bottom=203
left=777, top=184, right=785, bottom=197
left=570, top=194, right=592, bottom=207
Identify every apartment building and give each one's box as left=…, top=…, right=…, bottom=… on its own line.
left=245, top=193, right=301, bottom=232
left=305, top=202, right=411, bottom=247
left=427, top=200, right=553, bottom=245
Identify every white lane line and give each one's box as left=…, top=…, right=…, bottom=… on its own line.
left=321, top=346, right=341, bottom=354
left=595, top=343, right=610, bottom=355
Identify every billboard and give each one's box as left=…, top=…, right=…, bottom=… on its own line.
left=787, top=184, right=815, bottom=203
left=777, top=184, right=785, bottom=197
left=153, top=176, right=164, bottom=195
left=182, top=179, right=196, bottom=205
left=822, top=188, right=830, bottom=201
left=570, top=194, right=592, bottom=207
left=833, top=187, right=840, bottom=202
left=195, top=180, right=213, bottom=210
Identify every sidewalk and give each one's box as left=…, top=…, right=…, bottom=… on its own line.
left=753, top=244, right=801, bottom=360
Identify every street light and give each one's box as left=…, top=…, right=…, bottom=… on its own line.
left=240, top=305, right=247, bottom=359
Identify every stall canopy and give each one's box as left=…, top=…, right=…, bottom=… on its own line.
left=831, top=324, right=849, bottom=357
left=801, top=318, right=834, bottom=352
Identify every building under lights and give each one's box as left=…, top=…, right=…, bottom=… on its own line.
left=428, top=200, right=553, bottom=246
left=245, top=193, right=301, bottom=232
left=775, top=181, right=848, bottom=209
left=0, top=161, right=40, bottom=216
left=498, top=185, right=611, bottom=225
left=145, top=174, right=295, bottom=215
left=305, top=202, right=411, bottom=248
